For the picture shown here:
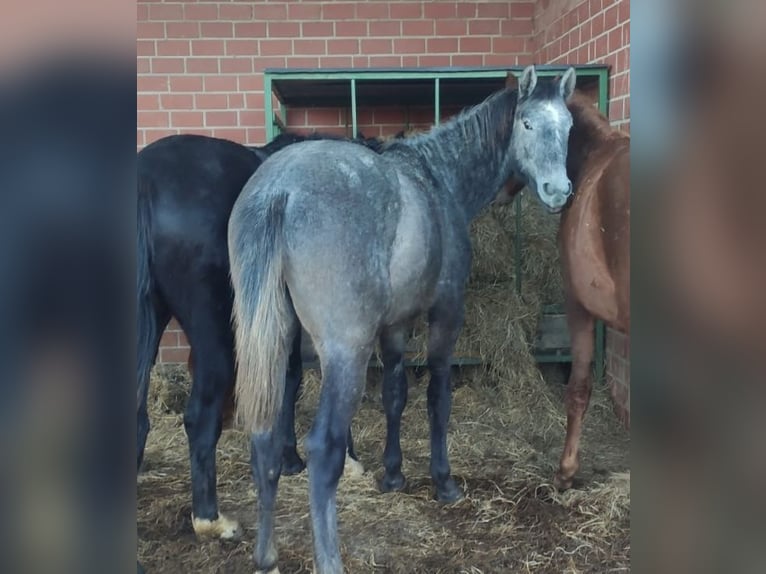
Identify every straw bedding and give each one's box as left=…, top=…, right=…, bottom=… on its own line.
left=138, top=195, right=629, bottom=573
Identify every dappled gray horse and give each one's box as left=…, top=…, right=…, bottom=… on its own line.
left=229, top=65, right=576, bottom=574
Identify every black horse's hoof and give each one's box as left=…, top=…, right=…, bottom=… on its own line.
left=435, top=478, right=464, bottom=503
left=282, top=450, right=306, bottom=476
left=378, top=471, right=407, bottom=493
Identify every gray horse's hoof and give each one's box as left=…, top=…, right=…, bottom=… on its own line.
left=435, top=478, right=463, bottom=503
left=379, top=471, right=406, bottom=493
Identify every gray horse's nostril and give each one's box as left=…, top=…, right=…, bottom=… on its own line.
left=566, top=181, right=573, bottom=196
left=542, top=182, right=551, bottom=196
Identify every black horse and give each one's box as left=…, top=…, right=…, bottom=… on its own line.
left=137, top=131, right=380, bottom=541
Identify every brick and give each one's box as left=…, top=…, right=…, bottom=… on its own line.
left=149, top=3, right=183, bottom=21
left=484, top=54, right=516, bottom=67
left=227, top=40, right=258, bottom=56
left=184, top=4, right=218, bottom=21
left=457, top=3, right=476, bottom=18
left=302, top=22, right=334, bottom=37
left=138, top=75, right=169, bottom=92
left=328, top=39, right=359, bottom=55
left=138, top=22, right=164, bottom=39
left=138, top=111, right=169, bottom=128
left=160, top=347, right=190, bottom=364
left=319, top=56, right=354, bottom=68
left=390, top=3, right=422, bottom=19
left=171, top=111, right=203, bottom=128
left=293, top=39, right=326, bottom=55
left=419, top=54, right=451, bottom=67
left=459, top=36, right=491, bottom=53
left=268, top=22, right=300, bottom=38
left=157, top=40, right=189, bottom=56
left=201, top=22, right=233, bottom=38
left=288, top=3, right=321, bottom=20
left=336, top=21, right=367, bottom=37
left=501, top=19, right=533, bottom=36
left=590, top=0, right=603, bottom=14
left=160, top=93, right=193, bottom=109
left=374, top=108, right=406, bottom=125
left=221, top=58, right=252, bottom=73
left=595, top=34, right=608, bottom=57
left=138, top=94, right=159, bottom=111
left=608, top=27, right=623, bottom=54
left=159, top=331, right=178, bottom=348
left=253, top=4, right=287, bottom=20
left=478, top=2, right=509, bottom=18
left=240, top=110, right=265, bottom=128
left=151, top=57, right=184, bottom=74
left=619, top=0, right=630, bottom=23
left=137, top=4, right=148, bottom=21
left=166, top=22, right=198, bottom=38
left=451, top=54, right=484, bottom=66
left=195, top=94, right=228, bottom=109
left=211, top=128, right=247, bottom=142
left=402, top=20, right=434, bottom=36
left=246, top=128, right=266, bottom=144
left=357, top=2, right=388, bottom=19
left=144, top=129, right=178, bottom=146
left=235, top=22, right=267, bottom=38
left=605, top=5, right=620, bottom=30
left=510, top=2, right=534, bottom=19
left=592, top=11, right=605, bottom=36
left=322, top=3, right=355, bottom=20
left=237, top=75, right=263, bottom=92
left=253, top=56, right=286, bottom=71
left=204, top=76, right=238, bottom=91
left=468, top=20, right=500, bottom=35
left=427, top=37, right=458, bottom=53
left=369, top=21, right=400, bottom=36
left=435, top=19, right=466, bottom=36
left=187, top=58, right=218, bottom=74
left=219, top=4, right=253, bottom=20
left=287, top=56, right=320, bottom=68
left=361, top=38, right=392, bottom=54
left=206, top=111, right=238, bottom=127
left=393, top=38, right=425, bottom=54
left=260, top=39, right=293, bottom=56
left=137, top=40, right=155, bottom=57
left=369, top=55, right=402, bottom=67
left=228, top=94, right=246, bottom=110
left=307, top=108, right=341, bottom=125
left=424, top=2, right=457, bottom=19
left=191, top=40, right=224, bottom=56
left=137, top=58, right=150, bottom=74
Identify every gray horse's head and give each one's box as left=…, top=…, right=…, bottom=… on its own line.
left=507, top=66, right=577, bottom=213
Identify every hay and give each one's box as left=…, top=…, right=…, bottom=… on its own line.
left=138, top=193, right=630, bottom=572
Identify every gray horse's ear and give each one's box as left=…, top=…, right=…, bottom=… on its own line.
left=518, top=65, right=537, bottom=100
left=251, top=147, right=270, bottom=163
left=559, top=67, right=577, bottom=101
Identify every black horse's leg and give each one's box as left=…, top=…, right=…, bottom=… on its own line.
left=137, top=297, right=170, bottom=473
left=306, top=346, right=371, bottom=574
left=378, top=325, right=409, bottom=492
left=184, top=318, right=241, bottom=540
left=426, top=298, right=465, bottom=503
left=280, top=329, right=306, bottom=475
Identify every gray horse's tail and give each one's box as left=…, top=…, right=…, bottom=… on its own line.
left=137, top=176, right=157, bottom=410
left=229, top=191, right=292, bottom=434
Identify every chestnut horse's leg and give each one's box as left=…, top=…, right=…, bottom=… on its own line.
left=555, top=299, right=595, bottom=490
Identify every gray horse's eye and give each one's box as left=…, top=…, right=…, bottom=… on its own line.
left=523, top=119, right=533, bottom=130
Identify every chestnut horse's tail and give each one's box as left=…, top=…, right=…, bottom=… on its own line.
left=228, top=191, right=292, bottom=434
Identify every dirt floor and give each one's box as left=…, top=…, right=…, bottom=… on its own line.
left=138, top=362, right=630, bottom=573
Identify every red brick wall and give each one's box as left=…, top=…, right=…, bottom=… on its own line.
left=533, top=0, right=631, bottom=426
left=138, top=1, right=631, bottom=382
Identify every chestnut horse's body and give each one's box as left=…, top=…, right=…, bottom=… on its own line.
left=554, top=94, right=629, bottom=489
left=499, top=90, right=630, bottom=489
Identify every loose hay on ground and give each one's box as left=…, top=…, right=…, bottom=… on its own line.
left=138, top=197, right=629, bottom=572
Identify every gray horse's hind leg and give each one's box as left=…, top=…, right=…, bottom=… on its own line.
left=426, top=297, right=465, bottom=503
left=378, top=324, right=410, bottom=493
left=306, top=345, right=372, bottom=574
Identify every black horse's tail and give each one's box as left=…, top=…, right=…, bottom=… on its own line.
left=137, top=176, right=158, bottom=410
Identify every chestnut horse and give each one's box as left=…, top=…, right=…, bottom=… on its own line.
left=499, top=86, right=630, bottom=489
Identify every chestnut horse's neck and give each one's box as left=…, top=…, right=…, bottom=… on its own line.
left=566, top=94, right=627, bottom=183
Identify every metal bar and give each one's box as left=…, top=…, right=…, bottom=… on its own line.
left=598, top=68, right=610, bottom=116
left=350, top=78, right=357, bottom=137
left=264, top=73, right=274, bottom=142
left=434, top=77, right=440, bottom=125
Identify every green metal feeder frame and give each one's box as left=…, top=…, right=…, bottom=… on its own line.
left=262, top=65, right=610, bottom=382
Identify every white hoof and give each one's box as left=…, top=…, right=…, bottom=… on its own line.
left=191, top=512, right=242, bottom=540
left=255, top=568, right=280, bottom=574
left=344, top=454, right=365, bottom=477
